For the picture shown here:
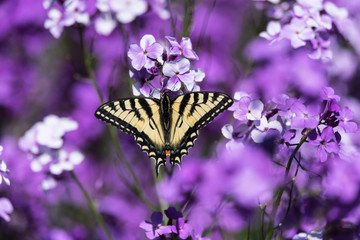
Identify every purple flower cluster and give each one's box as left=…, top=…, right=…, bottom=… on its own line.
left=223, top=86, right=357, bottom=163
left=18, top=115, right=84, bottom=190
left=140, top=207, right=205, bottom=240
left=259, top=0, right=349, bottom=61
left=128, top=34, right=204, bottom=97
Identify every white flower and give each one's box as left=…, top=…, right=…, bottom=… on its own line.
left=324, top=2, right=348, bottom=20
left=44, top=8, right=64, bottom=39
left=260, top=21, right=282, bottom=43
left=41, top=177, right=57, bottom=191
left=95, top=13, right=117, bottom=36
left=30, top=153, right=52, bottom=172
left=110, top=0, right=148, bottom=24
left=222, top=124, right=244, bottom=151
left=150, top=0, right=170, bottom=20
left=296, top=0, right=323, bottom=10
left=0, top=160, right=10, bottom=186
left=251, top=116, right=282, bottom=143
left=43, top=0, right=55, bottom=9
left=0, top=198, right=13, bottom=222
left=97, top=0, right=112, bottom=12
left=63, top=0, right=90, bottom=26
left=50, top=150, right=84, bottom=175
left=35, top=115, right=78, bottom=149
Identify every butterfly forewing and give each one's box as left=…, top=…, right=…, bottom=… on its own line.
left=95, top=97, right=167, bottom=170
left=169, top=92, right=233, bottom=165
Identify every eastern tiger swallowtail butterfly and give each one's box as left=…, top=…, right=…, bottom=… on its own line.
left=95, top=91, right=233, bottom=175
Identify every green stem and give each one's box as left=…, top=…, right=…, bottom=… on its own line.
left=76, top=27, right=159, bottom=211
left=70, top=171, right=114, bottom=240
left=265, top=130, right=313, bottom=239
left=182, top=0, right=195, bottom=37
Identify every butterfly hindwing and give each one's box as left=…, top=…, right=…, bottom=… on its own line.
left=169, top=92, right=233, bottom=165
left=95, top=97, right=166, bottom=171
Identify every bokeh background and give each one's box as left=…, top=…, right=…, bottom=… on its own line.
left=0, top=0, right=360, bottom=239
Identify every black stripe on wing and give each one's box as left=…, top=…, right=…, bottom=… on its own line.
left=170, top=92, right=233, bottom=165
left=170, top=130, right=199, bottom=166
left=95, top=97, right=165, bottom=173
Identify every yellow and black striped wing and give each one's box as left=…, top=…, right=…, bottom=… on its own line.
left=169, top=92, right=233, bottom=165
left=95, top=97, right=166, bottom=170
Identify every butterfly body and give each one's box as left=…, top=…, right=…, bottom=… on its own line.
left=95, top=91, right=233, bottom=175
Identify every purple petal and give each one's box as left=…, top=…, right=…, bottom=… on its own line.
left=145, top=230, right=158, bottom=240
left=182, top=47, right=198, bottom=60
left=165, top=36, right=181, bottom=48
left=128, top=44, right=143, bottom=59
left=341, top=106, right=354, bottom=120
left=139, top=221, right=153, bottom=231
left=128, top=44, right=146, bottom=70
left=304, top=117, right=318, bottom=129
left=178, top=73, right=195, bottom=91
left=317, top=147, right=328, bottom=162
left=157, top=225, right=172, bottom=235
left=321, top=127, right=334, bottom=142
left=320, top=87, right=340, bottom=101
left=140, top=34, right=156, bottom=50
left=340, top=121, right=358, bottom=133
left=179, top=225, right=192, bottom=239
left=180, top=37, right=193, bottom=50
left=325, top=141, right=340, bottom=154
left=166, top=76, right=181, bottom=91
left=146, top=42, right=164, bottom=59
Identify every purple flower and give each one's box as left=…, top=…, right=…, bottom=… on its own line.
left=0, top=198, right=13, bottom=222
left=337, top=106, right=358, bottom=133
left=230, top=94, right=264, bottom=122
left=163, top=58, right=193, bottom=91
left=128, top=34, right=164, bottom=71
left=139, top=212, right=172, bottom=239
left=171, top=218, right=193, bottom=239
left=129, top=68, right=153, bottom=97
left=308, top=37, right=332, bottom=61
left=279, top=129, right=296, bottom=155
left=281, top=18, right=315, bottom=48
left=309, top=127, right=339, bottom=162
left=166, top=36, right=199, bottom=60
left=320, top=87, right=340, bottom=102
left=291, top=104, right=319, bottom=129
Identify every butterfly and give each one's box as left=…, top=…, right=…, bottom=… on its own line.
left=95, top=91, right=233, bottom=175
